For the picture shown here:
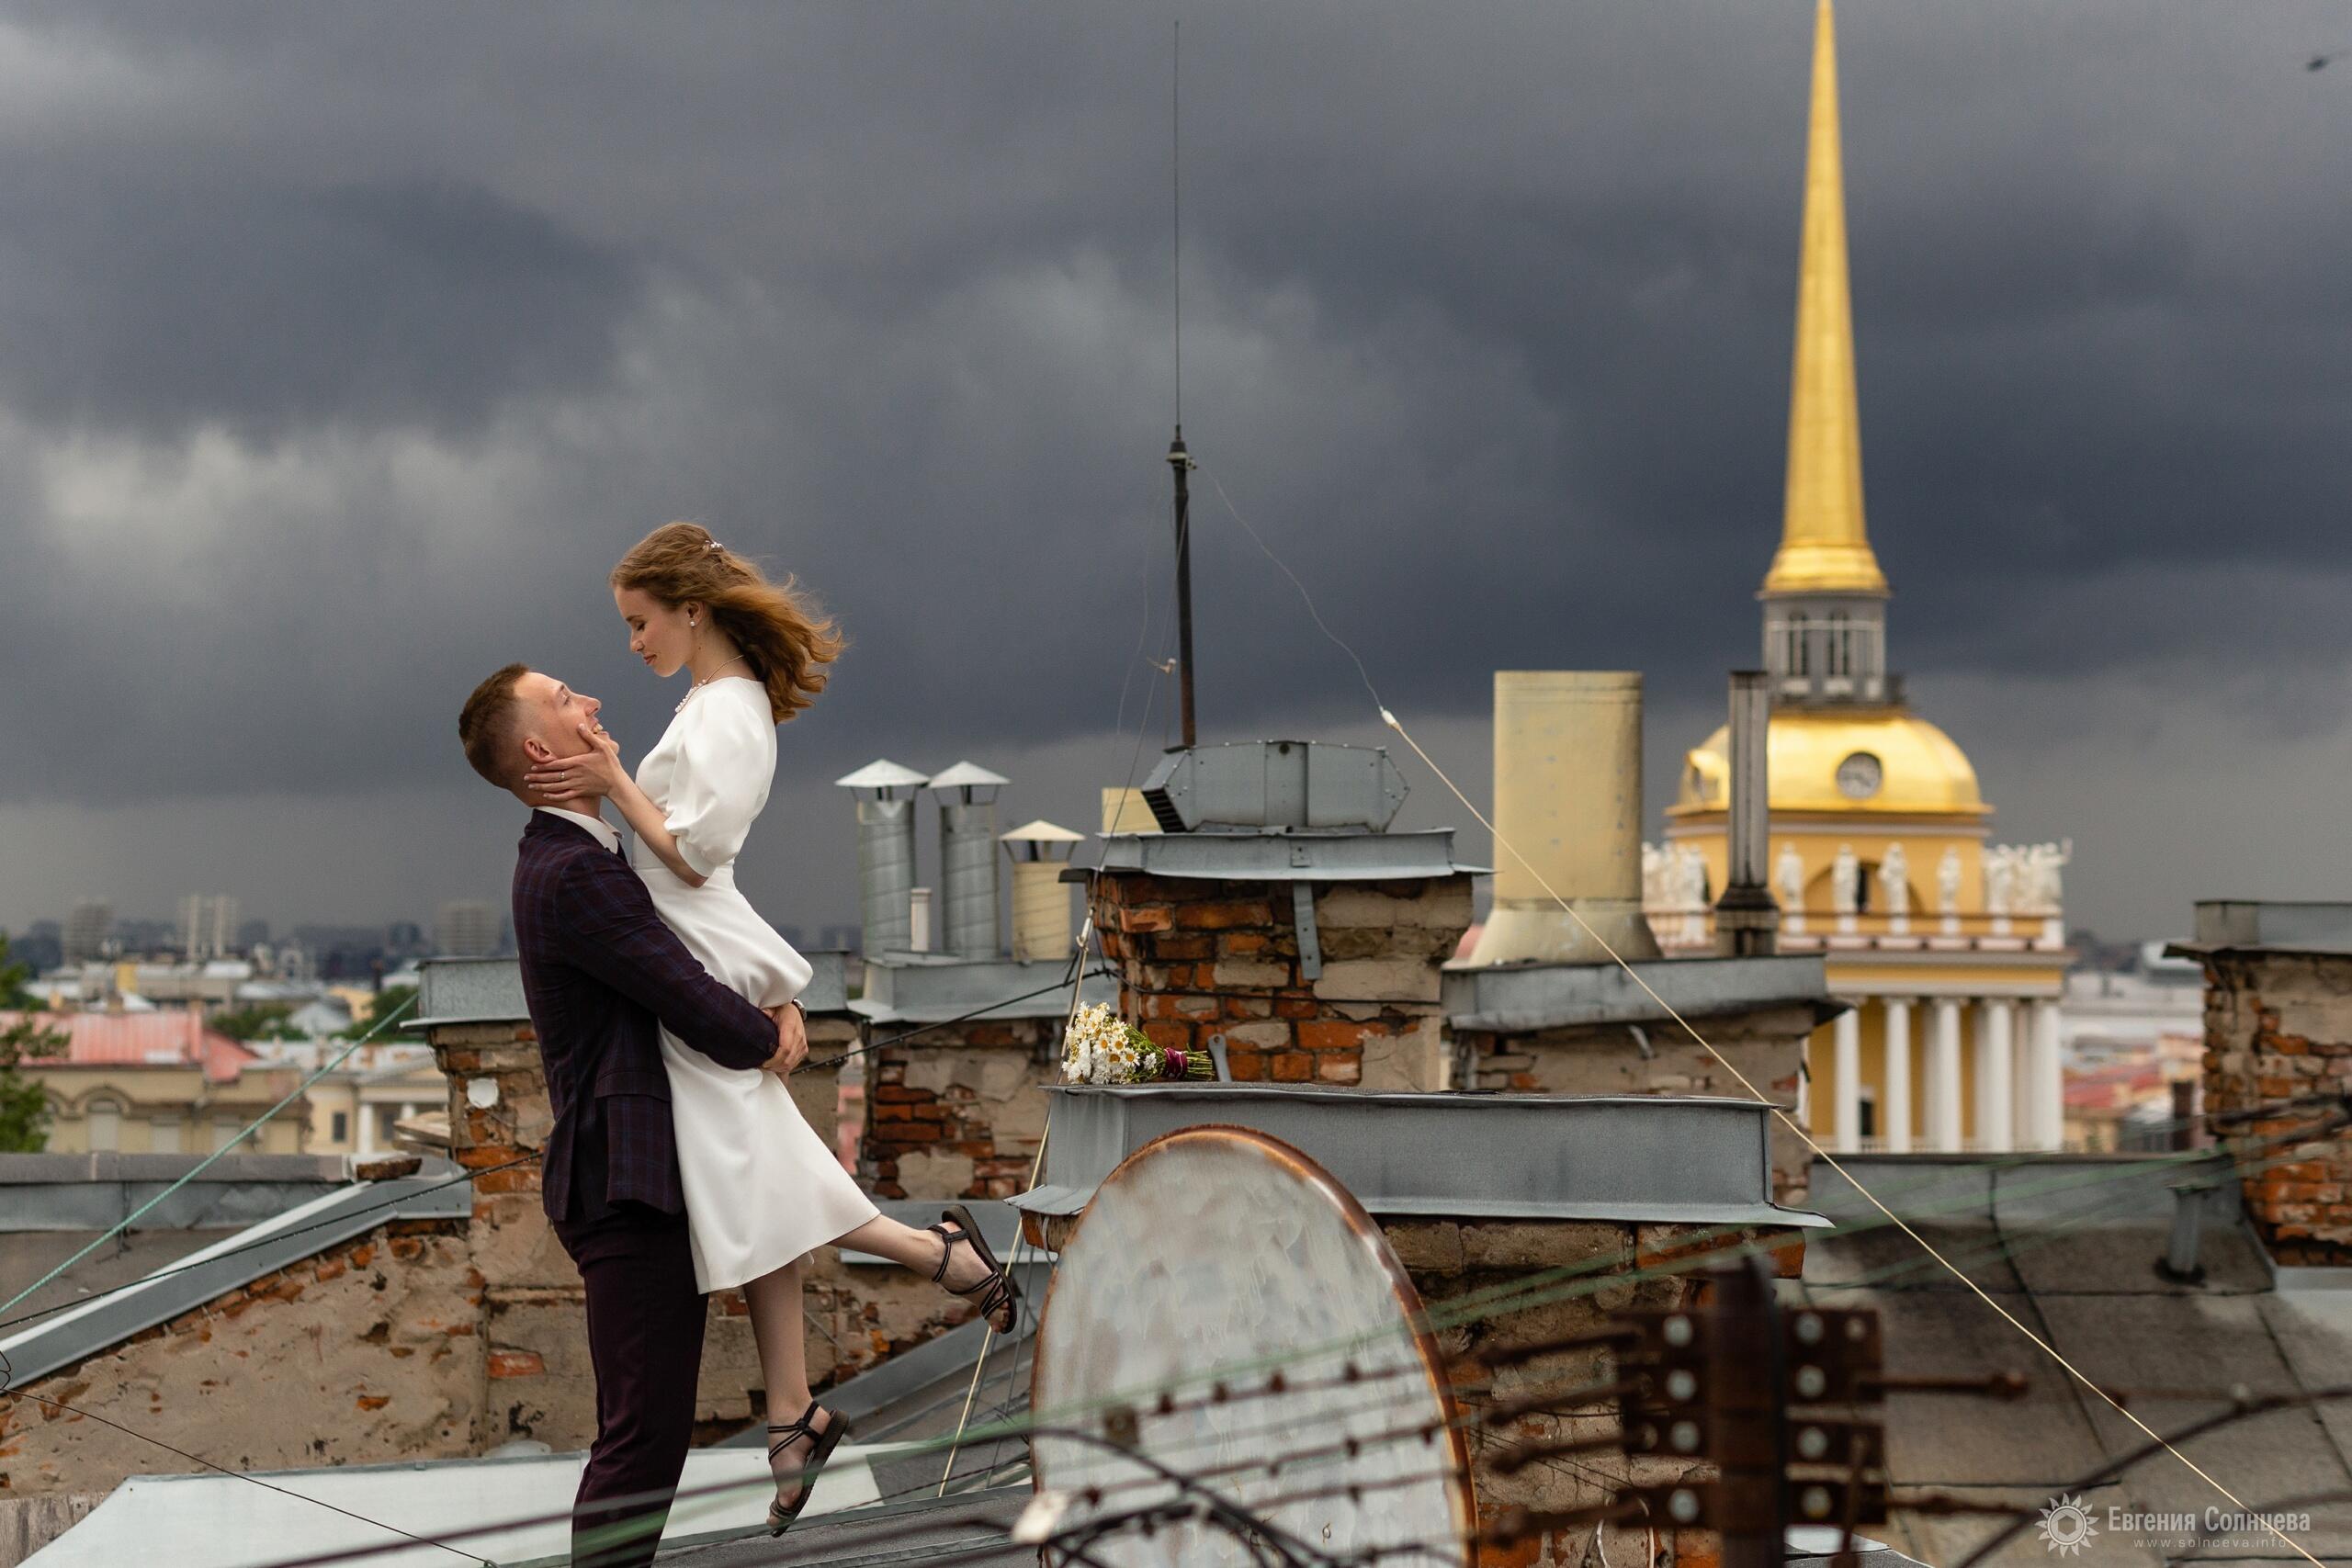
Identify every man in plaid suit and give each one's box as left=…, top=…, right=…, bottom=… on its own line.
left=459, top=663, right=798, bottom=1568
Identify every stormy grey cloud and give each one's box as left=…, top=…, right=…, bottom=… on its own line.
left=1, top=0, right=2348, bottom=941
left=0, top=177, right=641, bottom=441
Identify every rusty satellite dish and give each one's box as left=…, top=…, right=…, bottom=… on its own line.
left=1027, top=1124, right=1474, bottom=1564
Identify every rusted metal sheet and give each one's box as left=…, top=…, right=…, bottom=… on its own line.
left=1030, top=1124, right=1475, bottom=1564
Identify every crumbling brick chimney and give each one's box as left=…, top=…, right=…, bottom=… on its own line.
left=1088, top=741, right=1476, bottom=1089
left=2180, top=902, right=2352, bottom=1267
left=855, top=954, right=1111, bottom=1200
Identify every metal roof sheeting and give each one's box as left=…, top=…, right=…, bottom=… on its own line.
left=4, top=1011, right=257, bottom=1083
left=0, top=1163, right=471, bottom=1388
left=1013, top=1085, right=1830, bottom=1228
left=1791, top=1152, right=2352, bottom=1566
left=1442, top=952, right=1841, bottom=1033
left=853, top=953, right=1114, bottom=1024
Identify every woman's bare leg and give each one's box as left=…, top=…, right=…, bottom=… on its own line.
left=743, top=1256, right=826, bottom=1508
left=743, top=1214, right=1001, bottom=1505
left=833, top=1213, right=1003, bottom=1313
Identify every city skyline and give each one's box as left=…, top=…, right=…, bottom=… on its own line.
left=3, top=4, right=2349, bottom=940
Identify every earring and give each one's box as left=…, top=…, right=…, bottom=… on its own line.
left=688, top=613, right=697, bottom=629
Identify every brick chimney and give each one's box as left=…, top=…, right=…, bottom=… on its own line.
left=855, top=954, right=1117, bottom=1200
left=1088, top=740, right=1476, bottom=1090
left=2179, top=901, right=2352, bottom=1267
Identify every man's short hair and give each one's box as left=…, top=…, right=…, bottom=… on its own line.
left=458, top=663, right=532, bottom=789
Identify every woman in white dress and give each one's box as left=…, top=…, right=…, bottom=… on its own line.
left=526, top=521, right=1020, bottom=1535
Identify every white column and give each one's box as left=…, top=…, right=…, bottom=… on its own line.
left=2034, top=1000, right=2065, bottom=1150
left=1834, top=1004, right=1863, bottom=1152
left=1883, top=998, right=1913, bottom=1154
left=1929, top=999, right=1964, bottom=1152
left=1978, top=999, right=2015, bottom=1153
left=357, top=1095, right=376, bottom=1156
left=2012, top=1023, right=2031, bottom=1149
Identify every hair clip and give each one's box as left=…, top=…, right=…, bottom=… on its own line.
left=707, top=538, right=723, bottom=552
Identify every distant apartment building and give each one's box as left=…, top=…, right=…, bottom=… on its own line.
left=433, top=900, right=499, bottom=958
left=290, top=924, right=391, bottom=981
left=111, top=916, right=177, bottom=956
left=7, top=919, right=63, bottom=975
left=62, top=900, right=113, bottom=964
left=130, top=959, right=255, bottom=1007
left=176, top=893, right=242, bottom=961
left=9, top=1010, right=310, bottom=1154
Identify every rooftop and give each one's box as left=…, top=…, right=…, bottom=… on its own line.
left=2172, top=899, right=2352, bottom=957
left=4, top=1010, right=258, bottom=1082
left=1793, top=1152, right=2352, bottom=1567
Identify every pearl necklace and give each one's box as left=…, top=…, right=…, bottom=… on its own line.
left=675, top=655, right=752, bottom=714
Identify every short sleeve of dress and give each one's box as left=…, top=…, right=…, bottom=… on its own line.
left=662, top=683, right=776, bottom=880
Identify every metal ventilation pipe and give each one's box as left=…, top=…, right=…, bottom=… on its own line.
left=929, top=761, right=1007, bottom=958
left=836, top=760, right=929, bottom=957
left=1002, top=819, right=1084, bottom=961
left=2158, top=1178, right=2216, bottom=1285
left=1714, top=671, right=1781, bottom=957
left=1465, top=671, right=1662, bottom=966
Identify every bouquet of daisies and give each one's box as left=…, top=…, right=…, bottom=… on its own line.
left=1061, top=1002, right=1218, bottom=1086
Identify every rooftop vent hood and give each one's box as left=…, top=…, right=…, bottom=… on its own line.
left=1138, top=740, right=1408, bottom=834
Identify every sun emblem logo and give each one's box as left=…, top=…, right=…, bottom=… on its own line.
left=2038, top=1495, right=2099, bottom=1556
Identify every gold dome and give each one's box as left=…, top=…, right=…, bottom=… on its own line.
left=1668, top=708, right=1986, bottom=818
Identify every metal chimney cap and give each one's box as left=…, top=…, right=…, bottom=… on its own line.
left=835, top=759, right=931, bottom=792
left=1140, top=739, right=1408, bottom=833
left=1001, top=818, right=1084, bottom=843
left=927, top=760, right=1011, bottom=790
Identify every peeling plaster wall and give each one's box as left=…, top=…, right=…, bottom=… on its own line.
left=0, top=1221, right=481, bottom=1500
left=1386, top=1216, right=1804, bottom=1568
left=863, top=1017, right=1057, bottom=1201
left=0, top=1000, right=961, bottom=1513
left=1454, top=1004, right=1815, bottom=1208
left=2200, top=948, right=2352, bottom=1264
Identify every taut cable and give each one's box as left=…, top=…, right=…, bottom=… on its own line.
left=1379, top=707, right=2319, bottom=1567
left=1200, top=456, right=2319, bottom=1564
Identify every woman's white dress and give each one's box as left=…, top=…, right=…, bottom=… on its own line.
left=630, top=675, right=879, bottom=1292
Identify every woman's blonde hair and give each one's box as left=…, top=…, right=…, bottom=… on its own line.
left=611, top=522, right=845, bottom=724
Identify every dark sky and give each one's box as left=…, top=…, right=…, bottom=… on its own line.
left=2, top=0, right=2347, bottom=943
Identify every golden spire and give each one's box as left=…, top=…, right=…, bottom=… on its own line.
left=1762, top=0, right=1887, bottom=599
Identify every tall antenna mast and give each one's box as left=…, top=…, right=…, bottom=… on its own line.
left=1167, top=17, right=1198, bottom=750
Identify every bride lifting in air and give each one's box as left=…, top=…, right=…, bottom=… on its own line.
left=526, top=521, right=1021, bottom=1536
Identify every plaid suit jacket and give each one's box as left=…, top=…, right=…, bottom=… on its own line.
left=511, top=812, right=777, bottom=1219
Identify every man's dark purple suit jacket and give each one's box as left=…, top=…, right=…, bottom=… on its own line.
left=509, top=811, right=777, bottom=1220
